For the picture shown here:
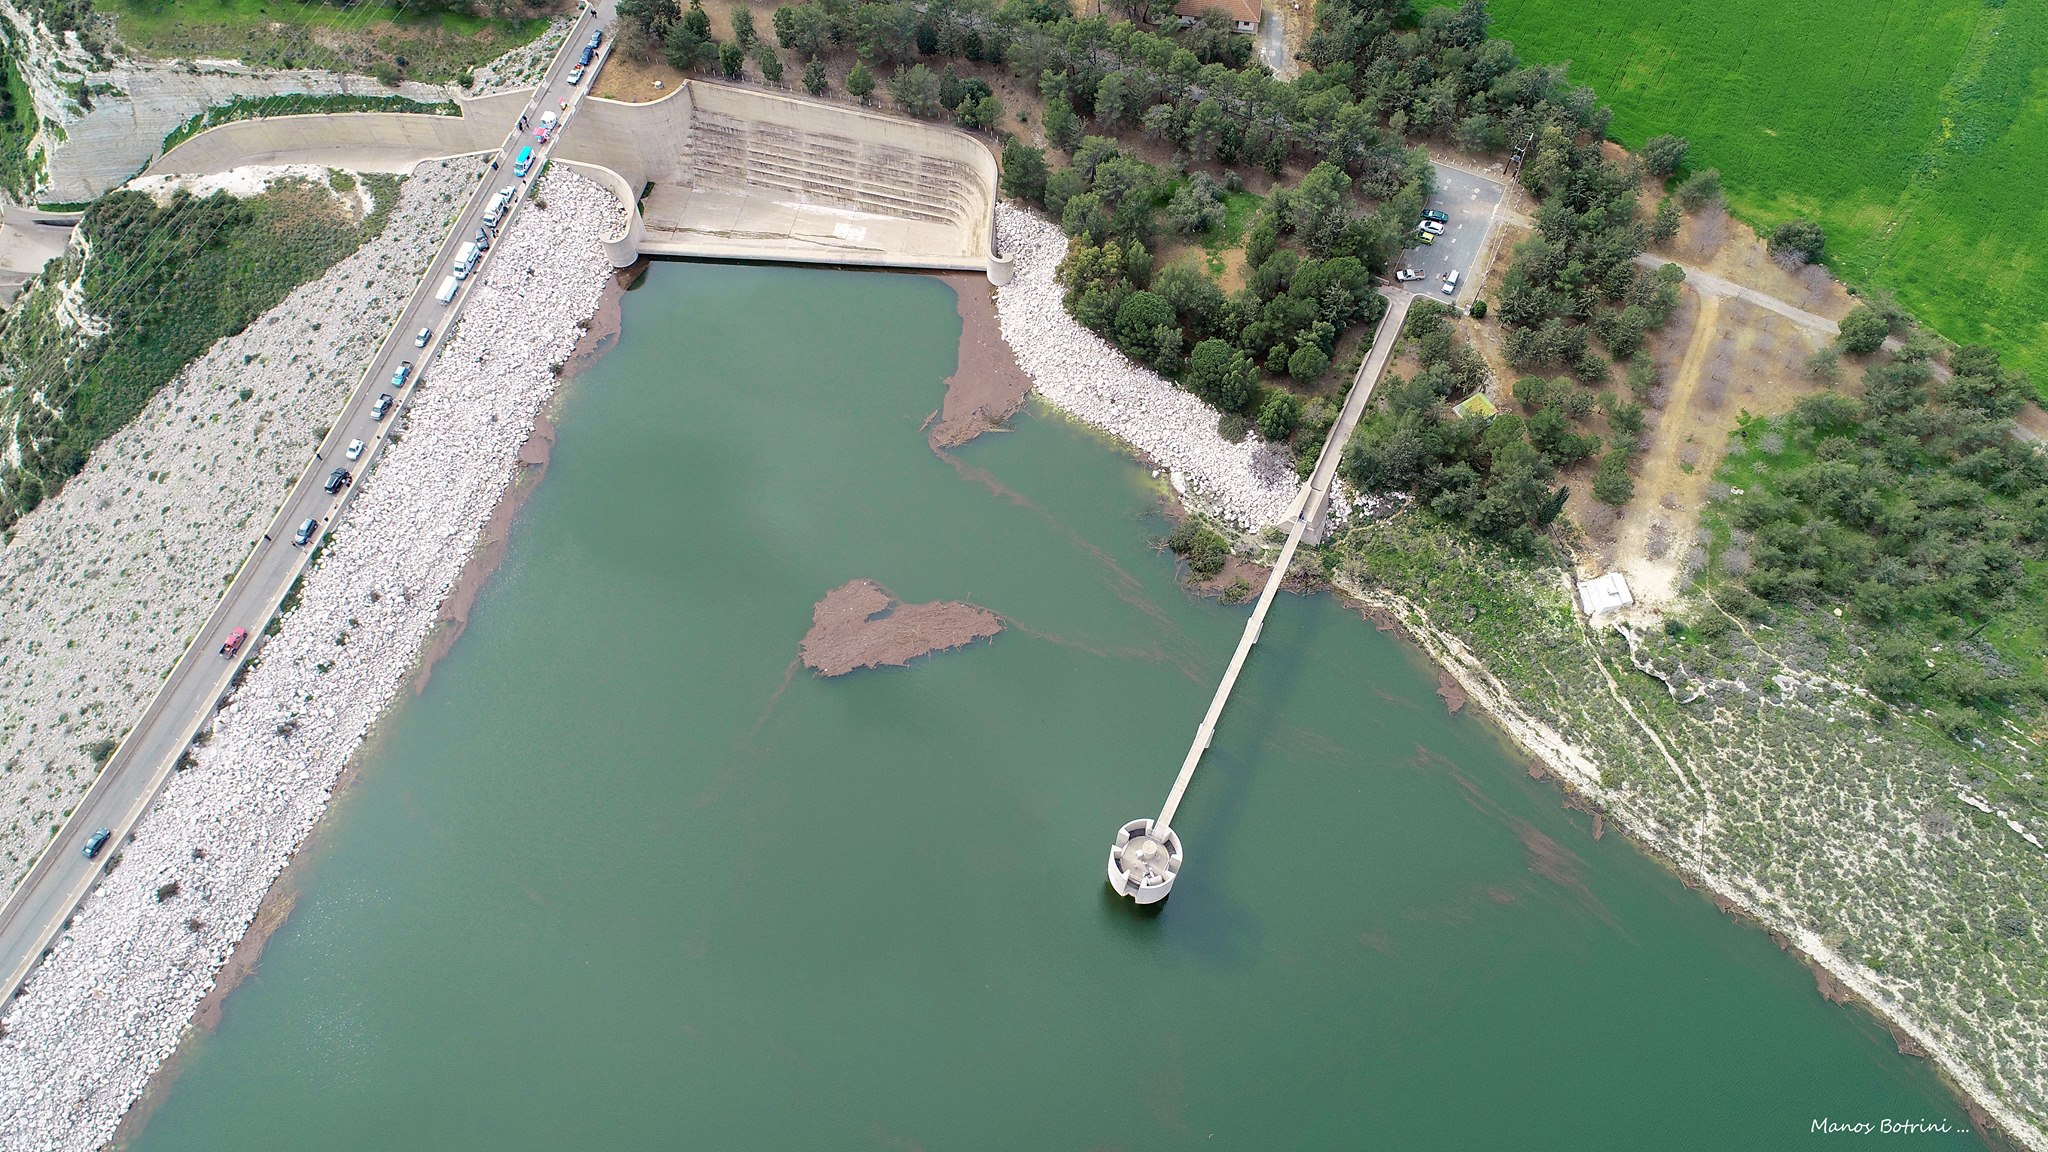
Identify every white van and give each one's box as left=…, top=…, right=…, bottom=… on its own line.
left=482, top=187, right=514, bottom=227
left=435, top=275, right=459, bottom=304
left=1442, top=269, right=1460, bottom=295
left=453, top=241, right=479, bottom=279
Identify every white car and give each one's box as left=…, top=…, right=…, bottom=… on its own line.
left=1417, top=219, right=1446, bottom=235
left=1394, top=268, right=1423, bottom=282
left=415, top=327, right=432, bottom=347
left=1442, top=269, right=1461, bottom=295
left=567, top=64, right=585, bottom=85
left=345, top=439, right=365, bottom=461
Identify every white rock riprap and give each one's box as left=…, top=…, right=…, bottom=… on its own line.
left=0, top=158, right=480, bottom=894
left=994, top=205, right=1298, bottom=530
left=0, top=170, right=623, bottom=1150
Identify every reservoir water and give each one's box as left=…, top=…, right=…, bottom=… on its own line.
left=127, top=264, right=1984, bottom=1149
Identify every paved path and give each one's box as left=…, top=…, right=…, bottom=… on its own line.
left=1632, top=252, right=1841, bottom=337
left=1152, top=289, right=1413, bottom=843
left=0, top=4, right=611, bottom=1003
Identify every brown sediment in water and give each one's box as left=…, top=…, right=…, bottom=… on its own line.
left=800, top=579, right=1003, bottom=677
left=1435, top=670, right=1468, bottom=713
left=926, top=272, right=1032, bottom=451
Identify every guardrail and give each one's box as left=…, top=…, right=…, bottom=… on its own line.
left=0, top=2, right=604, bottom=1004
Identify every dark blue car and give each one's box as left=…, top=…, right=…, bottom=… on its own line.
left=82, top=828, right=112, bottom=859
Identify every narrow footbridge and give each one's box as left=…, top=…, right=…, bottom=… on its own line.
left=1109, top=289, right=1413, bottom=903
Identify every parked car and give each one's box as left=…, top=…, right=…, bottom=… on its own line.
left=588, top=29, right=602, bottom=48
left=474, top=227, right=491, bottom=251
left=345, top=438, right=365, bottom=461
left=1417, top=219, right=1446, bottom=235
left=540, top=110, right=559, bottom=134
left=567, top=64, right=585, bottom=85
left=220, top=627, right=248, bottom=657
left=577, top=44, right=594, bottom=66
left=1442, top=269, right=1460, bottom=295
left=1394, top=268, right=1423, bottom=282
left=1413, top=230, right=1435, bottom=245
left=372, top=393, right=394, bottom=420
left=513, top=145, right=534, bottom=178
left=1421, top=209, right=1450, bottom=224
left=392, top=361, right=413, bottom=389
left=325, top=468, right=353, bottom=494
left=82, top=828, right=112, bottom=859
left=293, top=517, right=319, bottom=546
left=415, top=326, right=432, bottom=347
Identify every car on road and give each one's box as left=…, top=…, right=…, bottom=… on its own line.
left=1395, top=268, right=1423, bottom=282
left=588, top=29, right=602, bottom=48
left=1421, top=209, right=1450, bottom=224
left=474, top=227, right=491, bottom=251
left=1413, top=229, right=1434, bottom=245
left=567, top=64, right=585, bottom=85
left=540, top=110, right=559, bottom=137
left=372, top=394, right=394, bottom=420
left=1417, top=219, right=1446, bottom=235
left=220, top=627, right=248, bottom=657
left=415, top=326, right=432, bottom=347
left=436, top=275, right=460, bottom=304
left=325, top=468, right=353, bottom=494
left=82, top=829, right=112, bottom=859
left=578, top=44, right=594, bottom=66
left=392, top=361, right=413, bottom=389
left=346, top=438, right=365, bottom=461
left=514, top=146, right=534, bottom=177
left=1442, top=269, right=1460, bottom=295
left=293, top=517, right=319, bottom=547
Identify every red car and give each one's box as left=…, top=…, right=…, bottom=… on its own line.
left=220, top=627, right=248, bottom=657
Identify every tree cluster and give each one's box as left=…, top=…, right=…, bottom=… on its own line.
left=1716, top=344, right=2046, bottom=730
left=1340, top=301, right=1570, bottom=549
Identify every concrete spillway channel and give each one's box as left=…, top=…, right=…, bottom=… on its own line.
left=1109, top=290, right=1413, bottom=904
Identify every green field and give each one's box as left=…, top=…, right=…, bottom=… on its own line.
left=103, top=0, right=552, bottom=83
left=1460, top=0, right=2048, bottom=383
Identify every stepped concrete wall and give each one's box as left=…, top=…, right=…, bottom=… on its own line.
left=147, top=81, right=1000, bottom=277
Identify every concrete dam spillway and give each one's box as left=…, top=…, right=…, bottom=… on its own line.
left=145, top=79, right=1005, bottom=280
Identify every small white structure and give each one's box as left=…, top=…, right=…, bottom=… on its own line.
left=1577, top=571, right=1635, bottom=615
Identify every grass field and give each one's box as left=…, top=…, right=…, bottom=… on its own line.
left=1454, top=0, right=2048, bottom=385
left=102, top=0, right=553, bottom=83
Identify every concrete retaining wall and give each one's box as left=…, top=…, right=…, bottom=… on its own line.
left=147, top=79, right=1002, bottom=276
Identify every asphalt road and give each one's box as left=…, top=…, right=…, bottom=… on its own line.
left=0, top=6, right=611, bottom=1003
left=1395, top=162, right=1508, bottom=305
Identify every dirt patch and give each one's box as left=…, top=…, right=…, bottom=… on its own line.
left=1588, top=287, right=1831, bottom=602
left=927, top=273, right=1032, bottom=450
left=2016, top=402, right=2048, bottom=442
left=800, top=579, right=1003, bottom=676
left=1435, top=670, right=1467, bottom=713
left=1654, top=202, right=1855, bottom=325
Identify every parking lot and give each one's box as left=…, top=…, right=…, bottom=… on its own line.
left=1394, top=163, right=1508, bottom=305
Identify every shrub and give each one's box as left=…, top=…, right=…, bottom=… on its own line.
left=1769, top=218, right=1825, bottom=266
left=1593, top=449, right=1635, bottom=505
left=1638, top=134, right=1688, bottom=179
left=1185, top=338, right=1258, bottom=412
left=1837, top=304, right=1889, bottom=355
left=1256, top=390, right=1302, bottom=440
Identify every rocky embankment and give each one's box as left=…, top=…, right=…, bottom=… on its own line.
left=0, top=158, right=477, bottom=892
left=993, top=206, right=1298, bottom=530
left=0, top=170, right=623, bottom=1148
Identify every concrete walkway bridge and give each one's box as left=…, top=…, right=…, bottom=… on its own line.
left=1110, top=289, right=1414, bottom=904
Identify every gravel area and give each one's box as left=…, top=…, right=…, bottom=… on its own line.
left=0, top=169, right=621, bottom=1148
left=0, top=157, right=481, bottom=895
left=994, top=205, right=1298, bottom=530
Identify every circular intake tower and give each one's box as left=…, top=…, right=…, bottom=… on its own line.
left=1107, top=818, right=1181, bottom=904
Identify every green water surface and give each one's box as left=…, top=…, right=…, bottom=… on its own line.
left=127, top=264, right=1987, bottom=1150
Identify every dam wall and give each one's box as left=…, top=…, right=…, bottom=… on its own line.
left=144, top=90, right=533, bottom=179
left=149, top=80, right=1000, bottom=277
